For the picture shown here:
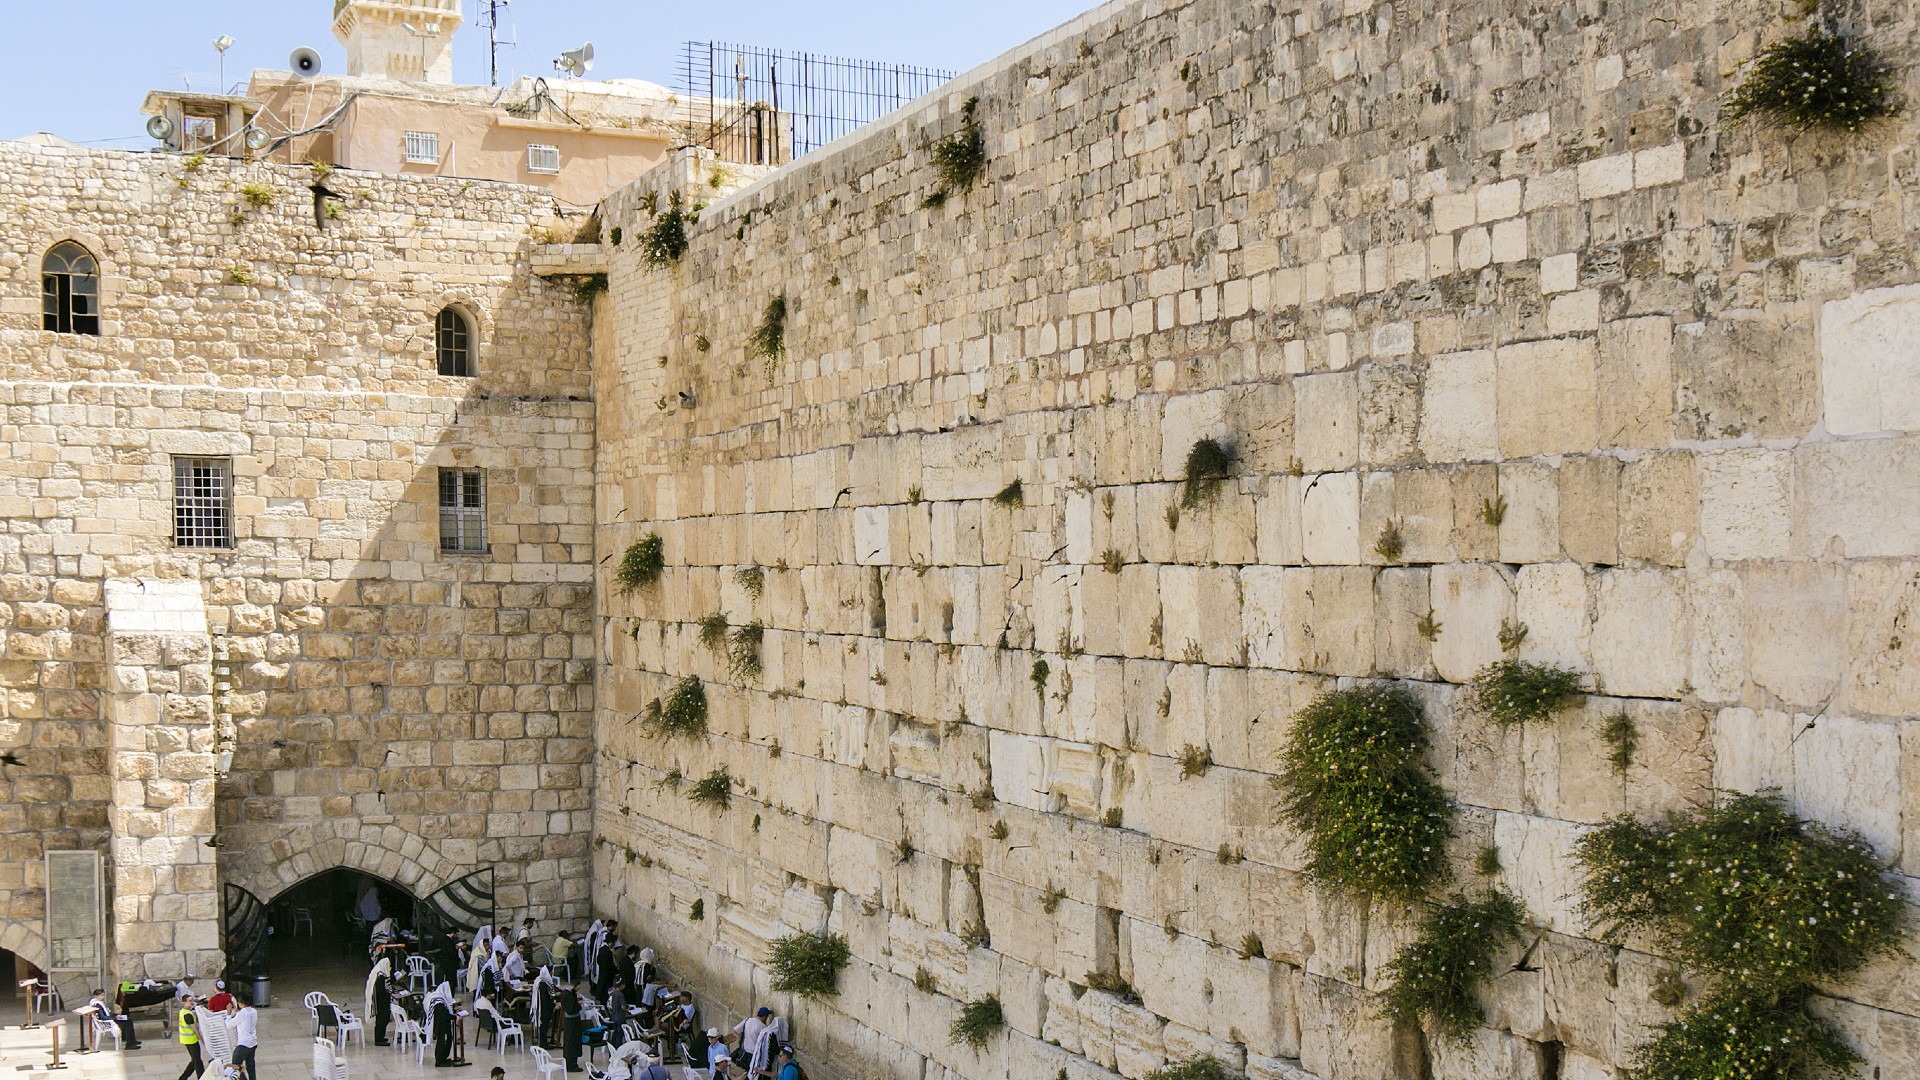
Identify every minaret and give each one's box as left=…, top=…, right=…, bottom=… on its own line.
left=331, top=0, right=465, bottom=84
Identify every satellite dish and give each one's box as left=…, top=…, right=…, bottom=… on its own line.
left=554, top=42, right=593, bottom=77
left=244, top=128, right=271, bottom=151
left=290, top=47, right=323, bottom=77
left=146, top=115, right=175, bottom=142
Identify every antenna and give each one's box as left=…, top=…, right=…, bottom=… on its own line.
left=479, top=0, right=514, bottom=87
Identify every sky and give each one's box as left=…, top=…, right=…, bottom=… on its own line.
left=0, top=0, right=1099, bottom=144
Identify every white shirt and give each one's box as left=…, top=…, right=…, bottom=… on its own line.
left=228, top=1006, right=259, bottom=1048
left=503, top=951, right=528, bottom=980
left=731, top=1018, right=772, bottom=1066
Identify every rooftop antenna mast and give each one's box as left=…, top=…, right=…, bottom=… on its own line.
left=480, top=0, right=513, bottom=87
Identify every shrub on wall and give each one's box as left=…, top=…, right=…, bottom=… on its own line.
left=949, top=995, right=1004, bottom=1048
left=638, top=191, right=690, bottom=266
left=1725, top=28, right=1897, bottom=133
left=1276, top=684, right=1453, bottom=902
left=1382, top=890, right=1524, bottom=1040
left=1576, top=792, right=1903, bottom=1078
left=641, top=675, right=708, bottom=739
left=749, top=295, right=787, bottom=365
left=1180, top=437, right=1233, bottom=508
left=727, top=621, right=764, bottom=682
left=615, top=533, right=665, bottom=592
left=687, top=766, right=733, bottom=808
left=768, top=931, right=852, bottom=998
left=1150, top=1058, right=1234, bottom=1080
left=1468, top=659, right=1584, bottom=726
left=924, top=96, right=987, bottom=207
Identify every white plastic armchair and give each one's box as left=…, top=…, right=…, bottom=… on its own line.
left=389, top=1003, right=424, bottom=1056
left=529, top=1046, right=567, bottom=1080
left=475, top=997, right=525, bottom=1055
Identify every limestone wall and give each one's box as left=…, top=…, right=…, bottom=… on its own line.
left=589, top=0, right=1920, bottom=1077
left=0, top=143, right=597, bottom=982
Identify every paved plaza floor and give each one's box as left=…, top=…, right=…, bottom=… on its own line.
left=0, top=953, right=572, bottom=1080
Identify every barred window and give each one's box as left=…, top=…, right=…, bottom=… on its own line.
left=173, top=457, right=233, bottom=549
left=436, top=306, right=474, bottom=376
left=439, top=469, right=486, bottom=554
left=403, top=130, right=440, bottom=164
left=526, top=144, right=560, bottom=174
left=42, top=241, right=100, bottom=336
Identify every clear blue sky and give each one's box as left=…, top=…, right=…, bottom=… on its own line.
left=0, top=1, right=1098, bottom=144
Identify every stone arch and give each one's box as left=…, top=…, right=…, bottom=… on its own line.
left=220, top=819, right=463, bottom=905
left=0, top=920, right=49, bottom=972
left=426, top=289, right=495, bottom=375
left=28, top=227, right=120, bottom=336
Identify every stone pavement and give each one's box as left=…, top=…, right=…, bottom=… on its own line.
left=0, top=962, right=574, bottom=1080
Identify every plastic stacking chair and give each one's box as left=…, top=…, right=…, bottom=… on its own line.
left=389, top=1003, right=424, bottom=1056
left=291, top=907, right=316, bottom=938
left=530, top=1046, right=567, bottom=1080
left=91, top=1014, right=123, bottom=1052
left=405, top=955, right=433, bottom=995
left=333, top=1004, right=365, bottom=1052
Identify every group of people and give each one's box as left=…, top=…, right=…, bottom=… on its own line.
left=354, top=916, right=808, bottom=1079
left=80, top=977, right=259, bottom=1080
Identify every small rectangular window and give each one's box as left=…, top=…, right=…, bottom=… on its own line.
left=526, top=144, right=561, bottom=174
left=173, top=457, right=233, bottom=549
left=438, top=469, right=486, bottom=554
left=404, top=131, right=440, bottom=164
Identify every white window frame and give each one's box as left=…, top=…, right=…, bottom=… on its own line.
left=526, top=143, right=561, bottom=174
left=403, top=130, right=441, bottom=164
left=172, top=456, right=234, bottom=549
left=438, top=468, right=486, bottom=555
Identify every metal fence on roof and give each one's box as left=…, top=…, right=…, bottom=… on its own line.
left=676, top=41, right=956, bottom=166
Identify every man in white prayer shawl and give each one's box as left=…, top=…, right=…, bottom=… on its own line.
left=465, top=928, right=491, bottom=994
left=365, top=955, right=395, bottom=1046
left=582, top=920, right=605, bottom=986
left=425, top=981, right=460, bottom=1067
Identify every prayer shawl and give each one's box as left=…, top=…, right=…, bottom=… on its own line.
left=466, top=927, right=492, bottom=992
left=530, top=967, right=556, bottom=1033
left=365, top=956, right=393, bottom=1024
left=583, top=921, right=605, bottom=983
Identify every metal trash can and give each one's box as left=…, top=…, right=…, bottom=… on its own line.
left=251, top=975, right=270, bottom=1008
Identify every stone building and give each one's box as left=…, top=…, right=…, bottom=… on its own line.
left=8, top=0, right=1920, bottom=1077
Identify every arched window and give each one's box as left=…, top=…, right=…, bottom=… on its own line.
left=436, top=306, right=474, bottom=376
left=42, top=242, right=100, bottom=335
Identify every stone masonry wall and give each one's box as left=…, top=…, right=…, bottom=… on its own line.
left=590, top=0, right=1920, bottom=1078
left=0, top=143, right=597, bottom=983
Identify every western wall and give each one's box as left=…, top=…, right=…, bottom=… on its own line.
left=587, top=0, right=1920, bottom=1078
left=0, top=144, right=600, bottom=992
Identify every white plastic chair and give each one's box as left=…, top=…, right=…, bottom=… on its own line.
left=313, top=1036, right=349, bottom=1080
left=416, top=1012, right=432, bottom=1067
left=32, top=982, right=61, bottom=1020
left=530, top=1046, right=566, bottom=1080
left=333, top=1005, right=365, bottom=1052
left=476, top=998, right=525, bottom=1055
left=405, top=955, right=433, bottom=995
left=291, top=907, right=316, bottom=937
left=91, top=1013, right=123, bottom=1051
left=304, top=992, right=331, bottom=1037
left=389, top=1003, right=424, bottom=1056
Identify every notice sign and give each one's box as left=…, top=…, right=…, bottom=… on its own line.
left=45, top=850, right=102, bottom=973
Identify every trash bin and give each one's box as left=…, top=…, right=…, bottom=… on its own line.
left=251, top=975, right=270, bottom=1008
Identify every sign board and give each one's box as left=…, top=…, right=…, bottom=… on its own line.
left=44, top=851, right=103, bottom=975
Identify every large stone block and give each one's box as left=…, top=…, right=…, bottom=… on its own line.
left=1429, top=563, right=1513, bottom=683
left=1673, top=317, right=1817, bottom=440
left=1420, top=350, right=1498, bottom=463
left=1819, top=283, right=1920, bottom=436
left=1496, top=339, right=1598, bottom=457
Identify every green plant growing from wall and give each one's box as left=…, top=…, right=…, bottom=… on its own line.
left=655, top=766, right=684, bottom=790
left=1178, top=744, right=1211, bottom=778
left=615, top=533, right=666, bottom=592
left=226, top=266, right=254, bottom=286
left=1101, top=548, right=1124, bottom=574
left=1417, top=609, right=1443, bottom=641
left=1084, top=970, right=1135, bottom=998
left=988, top=819, right=1009, bottom=841
left=1725, top=28, right=1897, bottom=133
left=749, top=294, right=787, bottom=367
left=1237, top=933, right=1265, bottom=960
left=1602, top=712, right=1637, bottom=772
left=641, top=675, right=708, bottom=739
left=767, top=931, right=851, bottom=998
left=1040, top=882, right=1066, bottom=914
left=1180, top=437, right=1234, bottom=508
left=894, top=833, right=916, bottom=864
left=959, top=918, right=990, bottom=949
left=697, top=612, right=730, bottom=654
left=913, top=967, right=936, bottom=993
left=1475, top=845, right=1502, bottom=877
left=239, top=181, right=275, bottom=207
left=608, top=226, right=623, bottom=246
left=924, top=96, right=987, bottom=207
left=1031, top=658, right=1050, bottom=702
left=734, top=565, right=765, bottom=602
left=1381, top=890, right=1524, bottom=1040
left=1149, top=1058, right=1235, bottom=1080
left=688, top=898, right=704, bottom=921
left=907, top=485, right=923, bottom=504
left=1497, top=618, right=1529, bottom=653
left=687, top=766, right=733, bottom=808
left=727, top=621, right=764, bottom=682
left=1479, top=494, right=1507, bottom=527
left=1575, top=792, right=1903, bottom=1079
left=1276, top=684, right=1454, bottom=902
left=992, top=478, right=1024, bottom=507
left=1374, top=520, right=1405, bottom=561
left=1470, top=660, right=1585, bottom=726
left=639, top=190, right=690, bottom=266
left=949, top=995, right=1004, bottom=1048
